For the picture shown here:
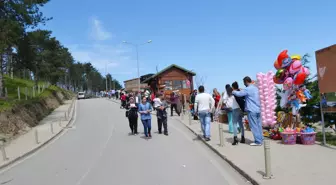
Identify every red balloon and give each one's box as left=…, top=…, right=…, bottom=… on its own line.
left=274, top=60, right=281, bottom=69
left=293, top=72, right=306, bottom=85
left=277, top=50, right=288, bottom=67
left=273, top=75, right=284, bottom=84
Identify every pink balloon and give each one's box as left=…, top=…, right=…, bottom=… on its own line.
left=289, top=60, right=302, bottom=74
left=300, top=66, right=310, bottom=76
left=266, top=118, right=273, bottom=123
left=283, top=78, right=292, bottom=90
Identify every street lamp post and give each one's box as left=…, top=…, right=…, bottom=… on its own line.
left=105, top=61, right=116, bottom=92
left=123, top=40, right=152, bottom=93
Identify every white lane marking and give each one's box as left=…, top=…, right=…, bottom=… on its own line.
left=0, top=100, right=78, bottom=175
left=74, top=112, right=116, bottom=185
left=168, top=117, right=240, bottom=185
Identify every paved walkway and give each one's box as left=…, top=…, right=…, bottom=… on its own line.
left=174, top=113, right=336, bottom=185
left=0, top=99, right=249, bottom=185
left=0, top=99, right=76, bottom=170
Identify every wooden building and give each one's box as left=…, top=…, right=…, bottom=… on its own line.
left=143, top=64, right=196, bottom=100
left=123, top=78, right=149, bottom=92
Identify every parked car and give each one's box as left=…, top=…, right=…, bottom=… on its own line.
left=77, top=92, right=85, bottom=100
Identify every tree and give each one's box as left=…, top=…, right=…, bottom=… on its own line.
left=0, top=0, right=123, bottom=96
left=0, top=0, right=51, bottom=97
left=194, top=75, right=207, bottom=89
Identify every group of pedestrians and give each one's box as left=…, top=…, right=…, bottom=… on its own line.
left=194, top=76, right=263, bottom=146
left=125, top=92, right=169, bottom=138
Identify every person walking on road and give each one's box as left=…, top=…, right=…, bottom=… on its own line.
left=231, top=81, right=246, bottom=145
left=139, top=96, right=153, bottom=138
left=120, top=93, right=127, bottom=109
left=170, top=92, right=180, bottom=116
left=154, top=93, right=169, bottom=135
left=126, top=97, right=138, bottom=135
left=194, top=85, right=215, bottom=141
left=233, top=76, right=263, bottom=146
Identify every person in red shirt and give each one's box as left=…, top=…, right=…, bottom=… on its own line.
left=120, top=93, right=127, bottom=109
left=211, top=88, right=221, bottom=122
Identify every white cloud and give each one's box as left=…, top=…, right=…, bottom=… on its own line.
left=90, top=17, right=112, bottom=41
left=70, top=44, right=123, bottom=70
left=65, top=16, right=139, bottom=80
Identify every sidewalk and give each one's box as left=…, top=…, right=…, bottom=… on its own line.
left=174, top=114, right=336, bottom=185
left=0, top=99, right=76, bottom=170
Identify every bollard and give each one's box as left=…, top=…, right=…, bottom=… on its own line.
left=263, top=140, right=273, bottom=179
left=25, top=87, right=28, bottom=100
left=17, top=87, right=20, bottom=100
left=5, top=87, right=7, bottom=97
left=33, top=87, right=35, bottom=97
left=34, top=129, right=39, bottom=144
left=218, top=124, right=224, bottom=147
left=50, top=123, right=54, bottom=134
left=59, top=118, right=62, bottom=127
left=188, top=110, right=192, bottom=125
left=0, top=141, right=8, bottom=161
left=64, top=112, right=67, bottom=121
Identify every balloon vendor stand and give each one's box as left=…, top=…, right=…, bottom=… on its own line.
left=264, top=50, right=317, bottom=145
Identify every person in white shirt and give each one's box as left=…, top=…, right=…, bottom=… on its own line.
left=194, top=85, right=215, bottom=141
left=222, top=84, right=235, bottom=134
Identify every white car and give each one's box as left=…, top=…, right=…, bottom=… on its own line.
left=77, top=92, right=85, bottom=100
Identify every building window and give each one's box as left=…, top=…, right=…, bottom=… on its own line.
left=172, top=80, right=188, bottom=90
left=164, top=81, right=172, bottom=90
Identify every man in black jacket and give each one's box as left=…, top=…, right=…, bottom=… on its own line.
left=231, top=81, right=246, bottom=145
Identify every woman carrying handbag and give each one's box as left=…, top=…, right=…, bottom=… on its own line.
left=222, top=85, right=235, bottom=133
left=125, top=97, right=138, bottom=135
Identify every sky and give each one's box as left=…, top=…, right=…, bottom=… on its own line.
left=40, top=0, right=336, bottom=93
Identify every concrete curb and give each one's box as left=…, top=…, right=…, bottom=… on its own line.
left=0, top=99, right=77, bottom=171
left=174, top=118, right=259, bottom=185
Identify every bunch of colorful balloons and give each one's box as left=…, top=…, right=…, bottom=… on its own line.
left=273, top=50, right=313, bottom=114
left=257, top=71, right=277, bottom=126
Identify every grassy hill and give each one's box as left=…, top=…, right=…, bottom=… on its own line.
left=0, top=76, right=74, bottom=140
left=0, top=76, right=68, bottom=111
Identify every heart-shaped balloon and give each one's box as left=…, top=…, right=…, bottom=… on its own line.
left=289, top=60, right=302, bottom=74
left=293, top=72, right=307, bottom=85
left=300, top=66, right=310, bottom=76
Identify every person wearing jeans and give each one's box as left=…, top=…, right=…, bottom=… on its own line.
left=232, top=81, right=246, bottom=145
left=198, top=111, right=211, bottom=139
left=194, top=85, right=215, bottom=141
left=139, top=96, right=153, bottom=138
left=233, top=77, right=263, bottom=146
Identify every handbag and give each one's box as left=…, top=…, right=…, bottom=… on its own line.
left=125, top=110, right=129, bottom=117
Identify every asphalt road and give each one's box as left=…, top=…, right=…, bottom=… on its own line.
left=0, top=98, right=249, bottom=185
